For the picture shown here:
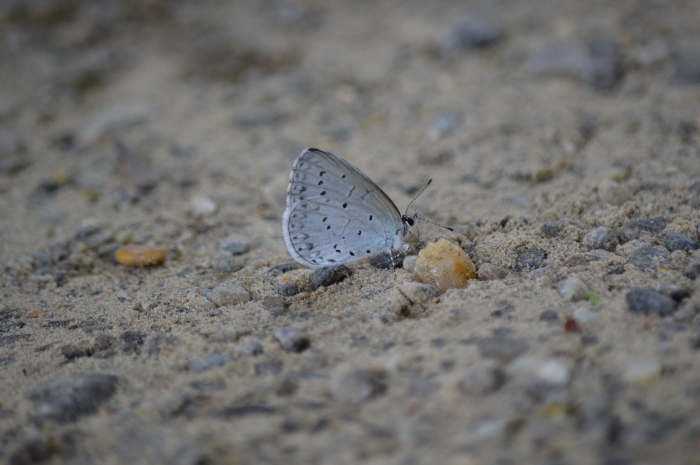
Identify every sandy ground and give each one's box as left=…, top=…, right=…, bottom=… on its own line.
left=1, top=1, right=700, bottom=464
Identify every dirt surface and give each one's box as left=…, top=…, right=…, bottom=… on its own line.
left=1, top=1, right=700, bottom=464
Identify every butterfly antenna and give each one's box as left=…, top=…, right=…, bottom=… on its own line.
left=404, top=179, right=455, bottom=232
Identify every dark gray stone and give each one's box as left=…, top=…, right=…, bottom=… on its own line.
left=262, top=297, right=289, bottom=316
left=310, top=265, right=352, bottom=290
left=684, top=260, right=700, bottom=280
left=629, top=247, right=670, bottom=271
left=0, top=357, right=15, bottom=367
left=672, top=51, right=700, bottom=85
left=514, top=249, right=547, bottom=271
left=580, top=38, right=623, bottom=91
left=0, top=334, right=31, bottom=347
left=274, top=328, right=310, bottom=353
left=27, top=373, right=119, bottom=424
left=0, top=321, right=26, bottom=333
left=539, top=310, right=559, bottom=321
left=269, top=261, right=300, bottom=275
left=618, top=217, right=668, bottom=243
left=369, top=251, right=404, bottom=269
left=187, top=354, right=231, bottom=373
left=330, top=368, right=386, bottom=403
left=441, top=16, right=503, bottom=50
left=216, top=404, right=278, bottom=418
left=275, top=281, right=300, bottom=296
left=541, top=220, right=571, bottom=238
left=582, top=226, right=620, bottom=252
left=665, top=232, right=699, bottom=252
left=119, top=331, right=148, bottom=353
left=652, top=284, right=690, bottom=301
left=6, top=430, right=54, bottom=465
left=62, top=345, right=90, bottom=360
left=626, top=288, right=677, bottom=316
left=477, top=337, right=529, bottom=362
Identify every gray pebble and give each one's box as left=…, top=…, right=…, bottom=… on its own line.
left=477, top=337, right=529, bottom=362
left=255, top=360, right=282, bottom=377
left=618, top=217, right=668, bottom=243
left=275, top=281, right=300, bottom=297
left=62, top=345, right=90, bottom=360
left=330, top=367, right=386, bottom=403
left=274, top=328, right=310, bottom=353
left=239, top=341, right=264, bottom=356
left=211, top=252, right=242, bottom=272
left=557, top=277, right=590, bottom=301
left=119, top=330, right=149, bottom=354
left=440, top=16, right=503, bottom=51
left=652, top=284, right=690, bottom=301
left=218, top=239, right=250, bottom=255
left=684, top=260, right=700, bottom=280
left=427, top=113, right=462, bottom=140
left=478, top=263, right=509, bottom=280
left=541, top=220, right=571, bottom=238
left=629, top=247, right=670, bottom=271
left=262, top=297, right=289, bottom=317
left=514, top=248, right=547, bottom=272
left=269, top=261, right=300, bottom=275
left=0, top=334, right=32, bottom=347
left=539, top=310, right=559, bottom=321
left=665, top=232, right=699, bottom=252
left=626, top=288, right=677, bottom=316
left=369, top=250, right=404, bottom=269
left=27, top=373, right=119, bottom=424
left=458, top=362, right=505, bottom=395
left=211, top=284, right=251, bottom=306
left=310, top=265, right=352, bottom=290
left=187, top=354, right=231, bottom=373
left=672, top=50, right=700, bottom=85
left=580, top=38, right=623, bottom=91
left=5, top=429, right=53, bottom=465
left=582, top=226, right=620, bottom=252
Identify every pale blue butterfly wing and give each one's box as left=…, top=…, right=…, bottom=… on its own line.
left=283, top=148, right=412, bottom=268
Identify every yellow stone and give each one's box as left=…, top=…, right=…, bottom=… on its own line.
left=414, top=239, right=476, bottom=292
left=115, top=245, right=168, bottom=266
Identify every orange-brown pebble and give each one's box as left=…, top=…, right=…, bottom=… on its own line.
left=26, top=310, right=41, bottom=318
left=115, top=245, right=168, bottom=266
left=414, top=238, right=476, bottom=292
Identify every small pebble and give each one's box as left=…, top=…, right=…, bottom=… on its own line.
left=275, top=281, right=300, bottom=297
left=330, top=367, right=386, bottom=403
left=369, top=250, right=405, bottom=269
left=652, top=284, right=690, bottom=301
left=684, top=260, right=700, bottom=280
left=623, top=360, right=661, bottom=386
left=440, top=16, right=503, bottom=51
left=540, top=220, right=571, bottom=238
left=413, top=239, right=477, bottom=292
left=598, top=179, right=633, bottom=205
left=219, top=239, right=250, bottom=255
left=514, top=248, right=547, bottom=272
left=115, top=245, right=168, bottom=266
left=427, top=113, right=461, bottom=140
left=582, top=226, right=620, bottom=252
left=402, top=255, right=418, bottom=273
left=187, top=354, right=231, bottom=373
left=539, top=310, right=559, bottom=321
left=310, top=265, right=352, bottom=291
left=629, top=247, right=670, bottom=272
left=190, top=195, right=217, bottom=216
left=262, top=297, right=289, bottom=317
left=478, top=263, right=509, bottom=280
left=239, top=341, right=264, bottom=356
left=457, top=362, right=505, bottom=395
left=119, top=331, right=148, bottom=353
left=211, top=252, right=242, bottom=272
left=536, top=359, right=571, bottom=386
left=274, top=328, right=310, bottom=353
left=27, top=373, right=119, bottom=424
left=557, top=277, right=590, bottom=301
left=573, top=307, right=601, bottom=324
left=269, top=261, right=300, bottom=275
left=626, top=288, right=677, bottom=316
left=618, top=217, right=668, bottom=243
left=211, top=284, right=251, bottom=307
left=665, top=232, right=699, bottom=253
left=477, top=337, right=529, bottom=363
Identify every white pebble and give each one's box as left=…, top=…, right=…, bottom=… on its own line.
left=557, top=277, right=590, bottom=301
left=211, top=284, right=250, bottom=307
left=573, top=307, right=600, bottom=324
left=623, top=360, right=661, bottom=385
left=191, top=195, right=217, bottom=216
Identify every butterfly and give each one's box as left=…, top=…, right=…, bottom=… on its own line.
left=282, top=148, right=448, bottom=268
